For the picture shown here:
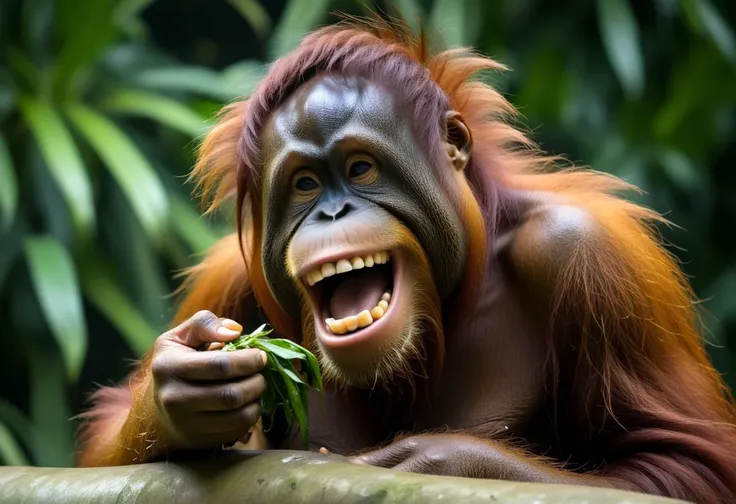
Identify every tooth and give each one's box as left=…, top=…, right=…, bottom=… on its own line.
left=336, top=259, right=352, bottom=274
left=322, top=262, right=336, bottom=278
left=351, top=256, right=365, bottom=269
left=378, top=300, right=388, bottom=311
left=371, top=306, right=385, bottom=319
left=326, top=318, right=347, bottom=334
left=307, top=273, right=317, bottom=286
left=384, top=252, right=390, bottom=262
left=312, top=270, right=323, bottom=284
left=373, top=252, right=383, bottom=264
left=364, top=255, right=374, bottom=267
left=357, top=310, right=373, bottom=328
left=381, top=292, right=391, bottom=302
left=344, top=315, right=359, bottom=332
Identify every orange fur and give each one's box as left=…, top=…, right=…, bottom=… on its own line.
left=77, top=17, right=736, bottom=503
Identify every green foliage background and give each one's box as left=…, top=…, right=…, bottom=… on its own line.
left=0, top=0, right=734, bottom=467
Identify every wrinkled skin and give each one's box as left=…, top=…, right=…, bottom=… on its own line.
left=149, top=311, right=268, bottom=451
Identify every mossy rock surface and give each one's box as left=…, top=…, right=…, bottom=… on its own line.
left=0, top=450, right=688, bottom=503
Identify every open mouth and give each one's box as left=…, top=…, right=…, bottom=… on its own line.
left=301, top=251, right=394, bottom=336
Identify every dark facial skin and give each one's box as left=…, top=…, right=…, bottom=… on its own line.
left=257, top=75, right=469, bottom=380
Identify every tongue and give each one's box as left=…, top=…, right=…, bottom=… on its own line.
left=329, top=268, right=388, bottom=319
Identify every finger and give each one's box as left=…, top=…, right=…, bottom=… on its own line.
left=393, top=456, right=438, bottom=475
left=350, top=442, right=413, bottom=468
left=159, top=374, right=267, bottom=412
left=165, top=310, right=244, bottom=348
left=207, top=342, right=225, bottom=351
left=184, top=402, right=262, bottom=435
left=171, top=348, right=267, bottom=381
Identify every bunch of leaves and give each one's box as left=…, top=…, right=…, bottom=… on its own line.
left=222, top=324, right=323, bottom=447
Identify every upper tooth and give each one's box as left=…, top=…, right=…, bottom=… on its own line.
left=322, top=263, right=336, bottom=278
left=307, top=251, right=389, bottom=286
left=336, top=259, right=352, bottom=274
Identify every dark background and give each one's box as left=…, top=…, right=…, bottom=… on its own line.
left=0, top=0, right=734, bottom=466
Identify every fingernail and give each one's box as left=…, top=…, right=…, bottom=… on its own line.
left=259, top=351, right=268, bottom=366
left=220, top=319, right=243, bottom=333
left=217, top=326, right=241, bottom=337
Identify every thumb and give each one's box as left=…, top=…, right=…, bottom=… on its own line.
left=166, top=310, right=243, bottom=348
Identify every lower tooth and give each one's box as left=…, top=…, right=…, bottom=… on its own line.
left=381, top=292, right=391, bottom=302
left=344, top=316, right=359, bottom=332
left=326, top=318, right=347, bottom=334
left=371, top=306, right=385, bottom=319
left=357, top=310, right=373, bottom=328
left=378, top=300, right=388, bottom=310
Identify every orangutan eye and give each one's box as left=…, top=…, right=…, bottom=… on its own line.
left=295, top=176, right=319, bottom=191
left=292, top=170, right=321, bottom=202
left=346, top=154, right=379, bottom=185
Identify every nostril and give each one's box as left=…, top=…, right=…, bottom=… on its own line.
left=318, top=201, right=352, bottom=221
left=334, top=203, right=350, bottom=220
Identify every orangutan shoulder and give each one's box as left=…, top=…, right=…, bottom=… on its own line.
left=502, top=196, right=605, bottom=297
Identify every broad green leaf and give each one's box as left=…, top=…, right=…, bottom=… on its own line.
left=0, top=398, right=32, bottom=454
left=227, top=0, right=271, bottom=37
left=430, top=0, right=482, bottom=48
left=267, top=339, right=322, bottom=390
left=681, top=0, right=736, bottom=63
left=254, top=340, right=307, bottom=361
left=392, top=0, right=425, bottom=31
left=170, top=193, right=225, bottom=254
left=24, top=236, right=87, bottom=381
left=220, top=60, right=268, bottom=98
left=51, top=0, right=116, bottom=99
left=0, top=421, right=28, bottom=466
left=66, top=103, right=169, bottom=240
left=18, top=99, right=95, bottom=235
left=104, top=187, right=170, bottom=331
left=269, top=0, right=332, bottom=59
left=657, top=149, right=703, bottom=190
left=0, top=135, right=18, bottom=229
left=134, top=67, right=221, bottom=96
left=81, top=260, right=159, bottom=356
left=100, top=89, right=210, bottom=138
left=596, top=0, right=645, bottom=98
left=28, top=349, right=73, bottom=467
left=6, top=49, right=41, bottom=92
left=273, top=358, right=309, bottom=445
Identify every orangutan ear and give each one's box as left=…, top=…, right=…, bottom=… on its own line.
left=444, top=111, right=472, bottom=171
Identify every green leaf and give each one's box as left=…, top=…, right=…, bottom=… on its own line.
left=429, top=0, right=482, bottom=48
left=80, top=259, right=159, bottom=356
left=253, top=340, right=307, bottom=361
left=273, top=358, right=309, bottom=446
left=28, top=349, right=73, bottom=467
left=0, top=135, right=18, bottom=230
left=267, top=339, right=322, bottom=390
left=392, top=0, right=425, bottom=31
left=0, top=398, right=32, bottom=451
left=66, top=103, right=169, bottom=240
left=681, top=0, right=736, bottom=63
left=227, top=0, right=271, bottom=37
left=51, top=0, right=116, bottom=99
left=100, top=89, right=211, bottom=138
left=24, top=236, right=87, bottom=381
left=18, top=98, right=95, bottom=235
left=269, top=0, right=332, bottom=59
left=596, top=0, right=645, bottom=98
left=133, top=64, right=264, bottom=101
left=0, top=421, right=28, bottom=466
left=170, top=193, right=224, bottom=254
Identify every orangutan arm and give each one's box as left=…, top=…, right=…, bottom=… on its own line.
left=356, top=201, right=736, bottom=504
